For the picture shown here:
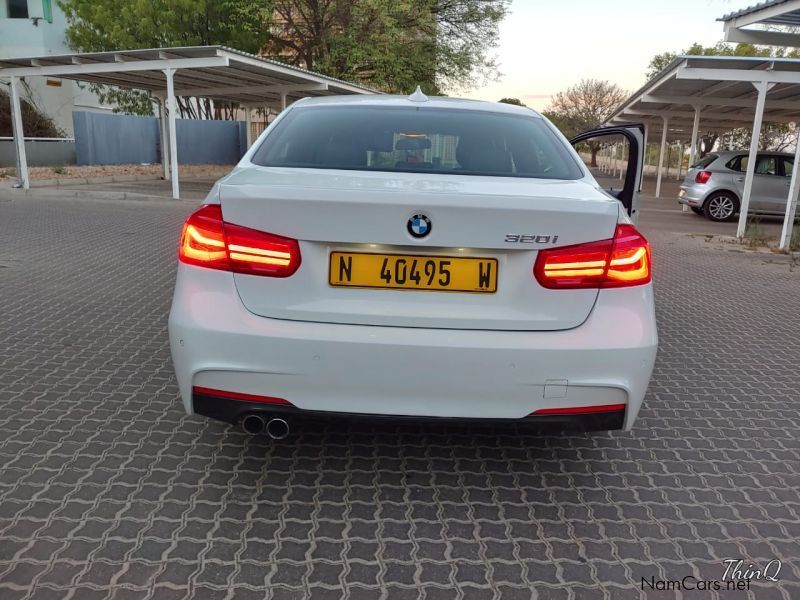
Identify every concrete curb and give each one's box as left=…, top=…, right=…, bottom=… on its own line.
left=0, top=172, right=224, bottom=202
left=0, top=171, right=229, bottom=190
left=0, top=173, right=163, bottom=189
left=28, top=174, right=165, bottom=187
left=0, top=187, right=196, bottom=203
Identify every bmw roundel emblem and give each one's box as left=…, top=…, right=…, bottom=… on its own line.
left=407, top=214, right=432, bottom=238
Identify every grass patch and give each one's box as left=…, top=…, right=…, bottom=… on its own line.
left=51, top=165, right=67, bottom=175
left=0, top=167, right=17, bottom=179
left=791, top=224, right=800, bottom=253
left=743, top=214, right=771, bottom=249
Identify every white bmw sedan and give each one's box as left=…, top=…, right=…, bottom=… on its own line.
left=168, top=93, right=657, bottom=438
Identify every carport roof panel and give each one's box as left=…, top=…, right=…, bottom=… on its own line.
left=0, top=46, right=380, bottom=103
left=719, top=0, right=800, bottom=26
left=606, top=54, right=800, bottom=141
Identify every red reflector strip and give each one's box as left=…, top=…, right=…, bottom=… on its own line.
left=532, top=403, right=626, bottom=415
left=192, top=386, right=292, bottom=405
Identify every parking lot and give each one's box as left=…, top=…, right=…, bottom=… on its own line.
left=0, top=186, right=798, bottom=599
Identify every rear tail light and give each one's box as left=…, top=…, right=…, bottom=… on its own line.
left=695, top=170, right=712, bottom=184
left=533, top=224, right=651, bottom=289
left=179, top=204, right=301, bottom=277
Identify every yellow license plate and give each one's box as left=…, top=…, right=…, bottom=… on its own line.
left=329, top=252, right=498, bottom=293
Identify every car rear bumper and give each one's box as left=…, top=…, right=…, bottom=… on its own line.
left=678, top=185, right=705, bottom=206
left=168, top=266, right=658, bottom=431
left=192, top=388, right=627, bottom=431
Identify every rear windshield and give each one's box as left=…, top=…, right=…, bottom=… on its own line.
left=691, top=153, right=718, bottom=169
left=250, top=105, right=583, bottom=179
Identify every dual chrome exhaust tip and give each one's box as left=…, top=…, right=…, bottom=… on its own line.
left=241, top=414, right=290, bottom=439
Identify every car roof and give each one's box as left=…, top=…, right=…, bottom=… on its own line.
left=712, top=150, right=793, bottom=158
left=290, top=94, right=543, bottom=118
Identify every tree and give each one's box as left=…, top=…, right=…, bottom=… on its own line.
left=645, top=51, right=676, bottom=80
left=721, top=123, right=796, bottom=152
left=498, top=98, right=525, bottom=106
left=544, top=79, right=627, bottom=166
left=58, top=0, right=271, bottom=117
left=265, top=0, right=508, bottom=93
left=0, top=87, right=61, bottom=138
left=57, top=0, right=509, bottom=116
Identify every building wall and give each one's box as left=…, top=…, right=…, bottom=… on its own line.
left=0, top=137, right=75, bottom=167
left=0, top=0, right=108, bottom=136
left=73, top=112, right=247, bottom=166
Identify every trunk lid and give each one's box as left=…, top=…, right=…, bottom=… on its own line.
left=220, top=167, right=620, bottom=331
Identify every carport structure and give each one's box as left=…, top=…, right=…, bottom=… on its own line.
left=607, top=55, right=800, bottom=249
left=721, top=0, right=800, bottom=46
left=0, top=46, right=378, bottom=199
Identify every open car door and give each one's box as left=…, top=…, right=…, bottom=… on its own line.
left=570, top=124, right=644, bottom=224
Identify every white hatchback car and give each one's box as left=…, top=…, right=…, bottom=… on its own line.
left=168, top=93, right=657, bottom=438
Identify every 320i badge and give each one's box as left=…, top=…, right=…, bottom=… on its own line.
left=504, top=233, right=560, bottom=244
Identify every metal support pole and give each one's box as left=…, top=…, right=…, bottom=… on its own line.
left=676, top=144, right=684, bottom=180
left=9, top=76, right=29, bottom=189
left=640, top=124, right=649, bottom=191
left=655, top=117, right=668, bottom=198
left=157, top=97, right=170, bottom=181
left=779, top=126, right=800, bottom=249
left=737, top=81, right=773, bottom=238
left=684, top=106, right=703, bottom=212
left=245, top=106, right=253, bottom=148
left=280, top=92, right=287, bottom=111
left=619, top=143, right=625, bottom=181
left=164, top=68, right=180, bottom=200
left=689, top=105, right=702, bottom=167
left=608, top=144, right=617, bottom=177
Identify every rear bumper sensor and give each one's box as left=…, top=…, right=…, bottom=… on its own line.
left=192, top=388, right=626, bottom=432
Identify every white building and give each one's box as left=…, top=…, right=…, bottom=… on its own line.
left=0, top=0, right=108, bottom=135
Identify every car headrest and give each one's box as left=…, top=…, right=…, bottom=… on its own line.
left=318, top=140, right=366, bottom=167
left=456, top=135, right=512, bottom=173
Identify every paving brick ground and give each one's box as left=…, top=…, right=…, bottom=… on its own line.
left=0, top=194, right=798, bottom=599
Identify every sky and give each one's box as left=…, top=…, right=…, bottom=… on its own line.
left=461, top=0, right=743, bottom=110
